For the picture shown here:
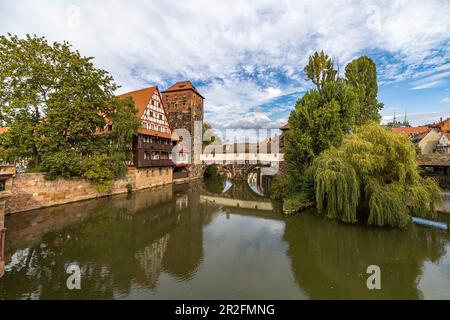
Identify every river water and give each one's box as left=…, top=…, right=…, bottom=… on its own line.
left=0, top=178, right=449, bottom=300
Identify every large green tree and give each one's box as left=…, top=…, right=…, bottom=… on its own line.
left=284, top=79, right=358, bottom=185
left=0, top=34, right=139, bottom=187
left=345, top=56, right=383, bottom=123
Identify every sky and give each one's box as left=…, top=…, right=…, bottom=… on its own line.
left=1, top=0, right=450, bottom=132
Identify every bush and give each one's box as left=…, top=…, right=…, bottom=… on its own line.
left=284, top=193, right=314, bottom=212
left=126, top=183, right=133, bottom=194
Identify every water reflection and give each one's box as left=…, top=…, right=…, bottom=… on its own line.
left=0, top=180, right=449, bottom=299
left=283, top=211, right=450, bottom=299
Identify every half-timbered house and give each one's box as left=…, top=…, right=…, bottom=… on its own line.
left=117, top=86, right=176, bottom=169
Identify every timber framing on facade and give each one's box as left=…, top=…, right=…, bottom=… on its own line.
left=118, top=86, right=176, bottom=169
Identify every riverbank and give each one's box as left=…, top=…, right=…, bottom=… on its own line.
left=5, top=167, right=177, bottom=215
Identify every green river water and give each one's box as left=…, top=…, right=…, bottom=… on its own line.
left=0, top=177, right=449, bottom=299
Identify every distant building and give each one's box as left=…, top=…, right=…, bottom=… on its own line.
left=436, top=133, right=450, bottom=153
left=416, top=129, right=441, bottom=154
left=391, top=126, right=429, bottom=136
left=279, top=123, right=289, bottom=152
left=386, top=111, right=410, bottom=128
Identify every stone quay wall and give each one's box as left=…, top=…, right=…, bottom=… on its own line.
left=6, top=166, right=173, bottom=215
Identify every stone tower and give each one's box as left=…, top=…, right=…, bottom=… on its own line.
left=162, top=81, right=204, bottom=178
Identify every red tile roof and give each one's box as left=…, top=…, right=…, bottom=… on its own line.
left=280, top=123, right=290, bottom=130
left=391, top=126, right=429, bottom=136
left=118, top=86, right=157, bottom=118
left=138, top=128, right=173, bottom=140
left=162, top=81, right=205, bottom=99
left=117, top=87, right=176, bottom=140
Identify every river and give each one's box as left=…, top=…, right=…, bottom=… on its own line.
left=0, top=177, right=449, bottom=299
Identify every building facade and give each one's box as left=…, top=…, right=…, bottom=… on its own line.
left=117, top=86, right=176, bottom=169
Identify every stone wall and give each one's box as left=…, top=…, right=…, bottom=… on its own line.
left=6, top=167, right=173, bottom=215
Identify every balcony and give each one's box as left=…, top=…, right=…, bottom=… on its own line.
left=139, top=159, right=175, bottom=168
left=140, top=142, right=173, bottom=152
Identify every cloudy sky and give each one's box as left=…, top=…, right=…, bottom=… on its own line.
left=1, top=0, right=450, bottom=131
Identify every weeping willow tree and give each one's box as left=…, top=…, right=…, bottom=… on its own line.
left=307, top=123, right=441, bottom=228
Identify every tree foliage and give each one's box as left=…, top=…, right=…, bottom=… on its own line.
left=308, top=123, right=441, bottom=228
left=345, top=56, right=383, bottom=123
left=304, top=50, right=338, bottom=91
left=0, top=34, right=139, bottom=187
left=284, top=80, right=358, bottom=183
left=277, top=51, right=440, bottom=228
left=202, top=122, right=222, bottom=147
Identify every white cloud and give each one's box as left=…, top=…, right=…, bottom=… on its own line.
left=411, top=81, right=442, bottom=90
left=1, top=0, right=450, bottom=127
left=411, top=70, right=450, bottom=90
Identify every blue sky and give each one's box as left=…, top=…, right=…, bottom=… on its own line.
left=1, top=0, right=450, bottom=130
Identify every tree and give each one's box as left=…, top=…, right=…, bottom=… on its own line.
left=284, top=80, right=358, bottom=184
left=304, top=50, right=338, bottom=91
left=308, top=123, right=441, bottom=228
left=345, top=56, right=383, bottom=123
left=202, top=122, right=222, bottom=147
left=0, top=34, right=139, bottom=187
left=108, top=97, right=141, bottom=177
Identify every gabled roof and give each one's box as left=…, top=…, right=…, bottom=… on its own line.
left=162, top=81, right=205, bottom=99
left=391, top=126, right=429, bottom=136
left=118, top=86, right=157, bottom=118
left=117, top=86, right=176, bottom=140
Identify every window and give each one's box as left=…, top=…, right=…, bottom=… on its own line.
left=151, top=100, right=154, bottom=106
left=152, top=152, right=160, bottom=160
left=161, top=152, right=169, bottom=159
left=0, top=180, right=5, bottom=191
left=143, top=136, right=150, bottom=143
left=158, top=126, right=161, bottom=132
left=159, top=114, right=163, bottom=120
left=144, top=151, right=151, bottom=160
left=150, top=111, right=153, bottom=118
